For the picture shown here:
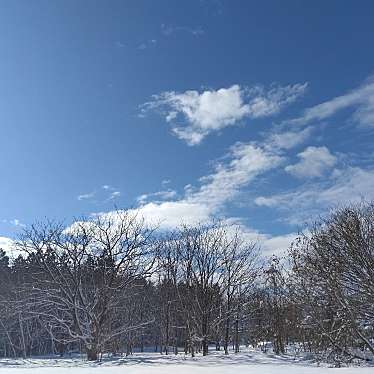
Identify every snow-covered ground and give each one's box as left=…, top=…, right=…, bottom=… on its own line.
left=0, top=348, right=372, bottom=373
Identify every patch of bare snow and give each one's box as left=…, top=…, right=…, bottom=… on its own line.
left=0, top=348, right=372, bottom=373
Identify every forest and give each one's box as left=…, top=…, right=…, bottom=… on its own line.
left=0, top=202, right=373, bottom=365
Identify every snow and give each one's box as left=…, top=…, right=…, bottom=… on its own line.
left=0, top=348, right=372, bottom=373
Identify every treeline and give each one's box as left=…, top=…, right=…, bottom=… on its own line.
left=0, top=203, right=373, bottom=364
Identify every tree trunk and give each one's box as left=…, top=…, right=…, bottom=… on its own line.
left=87, top=347, right=98, bottom=361
left=165, top=300, right=170, bottom=355
left=18, top=314, right=27, bottom=359
left=140, top=331, right=144, bottom=353
left=202, top=316, right=208, bottom=356
left=174, top=328, right=178, bottom=355
left=190, top=342, right=195, bottom=358
left=202, top=337, right=208, bottom=356
left=224, top=316, right=230, bottom=355
left=234, top=312, right=240, bottom=353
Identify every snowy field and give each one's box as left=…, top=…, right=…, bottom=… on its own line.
left=0, top=348, right=372, bottom=374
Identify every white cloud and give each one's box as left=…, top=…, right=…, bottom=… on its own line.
left=2, top=219, right=26, bottom=228
left=290, top=76, right=374, bottom=128
left=77, top=185, right=122, bottom=203
left=137, top=189, right=177, bottom=205
left=126, top=142, right=282, bottom=230
left=161, top=24, right=204, bottom=37
left=255, top=166, right=374, bottom=225
left=141, top=83, right=307, bottom=145
left=109, top=191, right=121, bottom=200
left=137, top=39, right=157, bottom=50
left=267, top=126, right=313, bottom=150
left=319, top=167, right=374, bottom=204
left=69, top=137, right=310, bottom=255
left=189, top=142, right=283, bottom=208
left=81, top=118, right=318, bottom=248
left=285, top=146, right=337, bottom=178
left=10, top=219, right=26, bottom=228
left=261, top=232, right=298, bottom=257
left=0, top=236, right=22, bottom=259
left=0, top=236, right=13, bottom=253
left=115, top=41, right=126, bottom=48
left=254, top=196, right=279, bottom=207
left=135, top=201, right=212, bottom=228
left=77, top=192, right=95, bottom=201
left=218, top=220, right=298, bottom=257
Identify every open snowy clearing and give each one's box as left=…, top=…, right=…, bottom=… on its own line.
left=0, top=349, right=372, bottom=374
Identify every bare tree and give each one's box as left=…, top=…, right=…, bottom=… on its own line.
left=263, top=256, right=288, bottom=355
left=290, top=202, right=374, bottom=362
left=221, top=229, right=259, bottom=354
left=14, top=210, right=156, bottom=360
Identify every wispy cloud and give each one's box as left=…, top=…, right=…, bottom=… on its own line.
left=255, top=166, right=374, bottom=225
left=161, top=179, right=171, bottom=186
left=90, top=101, right=316, bottom=238
left=137, top=39, right=157, bottom=50
left=289, top=76, right=374, bottom=128
left=77, top=185, right=121, bottom=203
left=77, top=191, right=95, bottom=201
left=127, top=141, right=283, bottom=228
left=2, top=219, right=26, bottom=228
left=10, top=219, right=26, bottom=228
left=115, top=23, right=202, bottom=53
left=137, top=189, right=177, bottom=205
left=140, top=83, right=307, bottom=145
left=161, top=24, right=204, bottom=37
left=93, top=173, right=298, bottom=257
left=285, top=146, right=337, bottom=178
left=266, top=126, right=313, bottom=151
left=115, top=41, right=126, bottom=48
left=108, top=191, right=121, bottom=200
left=247, top=76, right=374, bottom=225
left=188, top=142, right=283, bottom=208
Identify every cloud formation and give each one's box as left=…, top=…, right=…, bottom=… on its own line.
left=108, top=191, right=121, bottom=200
left=255, top=166, right=374, bottom=225
left=77, top=192, right=95, bottom=201
left=290, top=76, right=374, bottom=128
left=161, top=24, right=204, bottom=37
left=285, top=146, right=337, bottom=178
left=0, top=236, right=13, bottom=252
left=10, top=219, right=26, bottom=228
left=137, top=189, right=177, bottom=205
left=128, top=141, right=282, bottom=229
left=77, top=185, right=121, bottom=203
left=141, top=83, right=307, bottom=145
left=267, top=126, right=313, bottom=150
left=74, top=77, right=373, bottom=255
left=0, top=236, right=18, bottom=259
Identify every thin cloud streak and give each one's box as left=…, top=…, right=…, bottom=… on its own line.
left=287, top=76, right=374, bottom=128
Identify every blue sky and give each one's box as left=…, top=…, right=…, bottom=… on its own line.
left=1, top=0, right=374, bottom=254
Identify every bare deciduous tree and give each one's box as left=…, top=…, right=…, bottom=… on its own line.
left=15, top=211, right=156, bottom=360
